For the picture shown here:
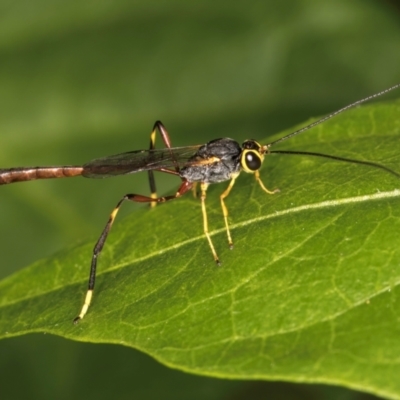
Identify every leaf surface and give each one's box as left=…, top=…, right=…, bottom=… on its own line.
left=1, top=100, right=400, bottom=398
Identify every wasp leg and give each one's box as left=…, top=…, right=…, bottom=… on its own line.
left=254, top=170, right=280, bottom=194
left=191, top=182, right=198, bottom=198
left=220, top=176, right=237, bottom=249
left=200, top=183, right=221, bottom=266
left=73, top=179, right=192, bottom=324
left=148, top=121, right=179, bottom=207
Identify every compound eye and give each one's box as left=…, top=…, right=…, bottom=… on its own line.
left=245, top=151, right=261, bottom=171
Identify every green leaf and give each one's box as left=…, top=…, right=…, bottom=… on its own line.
left=1, top=99, right=400, bottom=398
left=1, top=1, right=400, bottom=398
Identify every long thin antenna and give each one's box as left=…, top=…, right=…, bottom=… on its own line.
left=267, top=83, right=400, bottom=147
left=270, top=149, right=400, bottom=179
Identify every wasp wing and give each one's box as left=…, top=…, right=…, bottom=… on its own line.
left=82, top=145, right=201, bottom=178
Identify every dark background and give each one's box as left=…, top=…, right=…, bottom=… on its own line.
left=1, top=1, right=400, bottom=399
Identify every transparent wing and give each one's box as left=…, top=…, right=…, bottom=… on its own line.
left=82, top=145, right=201, bottom=178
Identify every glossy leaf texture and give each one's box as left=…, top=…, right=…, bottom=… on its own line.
left=1, top=99, right=400, bottom=398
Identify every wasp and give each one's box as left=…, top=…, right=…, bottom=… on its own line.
left=1, top=84, right=399, bottom=323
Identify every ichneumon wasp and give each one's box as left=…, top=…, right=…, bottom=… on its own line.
left=1, top=83, right=400, bottom=323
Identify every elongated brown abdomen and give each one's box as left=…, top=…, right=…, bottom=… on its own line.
left=0, top=166, right=84, bottom=185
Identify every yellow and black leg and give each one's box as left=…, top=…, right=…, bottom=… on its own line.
left=148, top=121, right=179, bottom=207
left=254, top=170, right=280, bottom=195
left=73, top=179, right=193, bottom=323
left=200, top=182, right=221, bottom=266
left=219, top=176, right=237, bottom=249
left=218, top=172, right=278, bottom=252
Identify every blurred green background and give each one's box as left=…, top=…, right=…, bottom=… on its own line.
left=1, top=0, right=400, bottom=399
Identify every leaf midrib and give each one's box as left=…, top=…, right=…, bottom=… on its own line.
left=2, top=189, right=399, bottom=310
